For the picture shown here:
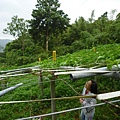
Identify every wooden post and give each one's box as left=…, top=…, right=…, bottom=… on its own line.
left=38, top=70, right=44, bottom=97
left=50, top=72, right=56, bottom=120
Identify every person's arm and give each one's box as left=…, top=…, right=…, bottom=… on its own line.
left=81, top=98, right=97, bottom=112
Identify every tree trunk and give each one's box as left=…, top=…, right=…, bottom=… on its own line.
left=46, top=29, right=48, bottom=51
left=46, top=39, right=48, bottom=51
left=21, top=36, right=24, bottom=65
left=22, top=38, right=24, bottom=56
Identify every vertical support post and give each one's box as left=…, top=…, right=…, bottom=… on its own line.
left=50, top=72, right=56, bottom=120
left=38, top=70, right=44, bottom=97
left=1, top=79, right=6, bottom=90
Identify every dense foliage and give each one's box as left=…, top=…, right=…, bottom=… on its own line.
left=0, top=44, right=120, bottom=120
left=1, top=1, right=120, bottom=66
left=29, top=0, right=70, bottom=51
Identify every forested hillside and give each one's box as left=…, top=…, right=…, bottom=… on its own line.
left=1, top=0, right=120, bottom=66
left=0, top=0, right=120, bottom=119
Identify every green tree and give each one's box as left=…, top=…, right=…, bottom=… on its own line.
left=108, top=14, right=120, bottom=43
left=29, top=0, right=70, bottom=51
left=88, top=10, right=95, bottom=23
left=90, top=12, right=110, bottom=44
left=63, top=17, right=87, bottom=46
left=3, top=15, right=29, bottom=56
left=3, top=15, right=29, bottom=38
left=116, top=13, right=120, bottom=20
left=94, top=12, right=109, bottom=32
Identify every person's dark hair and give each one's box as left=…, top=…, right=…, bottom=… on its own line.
left=90, top=80, right=97, bottom=94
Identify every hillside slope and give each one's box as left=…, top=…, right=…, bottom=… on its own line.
left=0, top=44, right=120, bottom=120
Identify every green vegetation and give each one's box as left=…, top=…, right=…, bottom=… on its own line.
left=1, top=1, right=120, bottom=66
left=1, top=0, right=120, bottom=119
left=0, top=44, right=120, bottom=120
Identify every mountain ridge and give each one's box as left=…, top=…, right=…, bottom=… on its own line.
left=0, top=39, right=12, bottom=52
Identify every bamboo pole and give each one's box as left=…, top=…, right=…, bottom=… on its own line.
left=0, top=95, right=96, bottom=104
left=38, top=70, right=44, bottom=97
left=1, top=90, right=120, bottom=104
left=50, top=72, right=56, bottom=120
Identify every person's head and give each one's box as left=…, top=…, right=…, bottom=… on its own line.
left=85, top=80, right=97, bottom=94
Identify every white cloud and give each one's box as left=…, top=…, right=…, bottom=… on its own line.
left=60, top=0, right=120, bottom=22
left=0, top=0, right=37, bottom=39
left=0, top=0, right=120, bottom=39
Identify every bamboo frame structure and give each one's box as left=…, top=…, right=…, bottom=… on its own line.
left=16, top=99, right=120, bottom=120
left=0, top=65, right=120, bottom=120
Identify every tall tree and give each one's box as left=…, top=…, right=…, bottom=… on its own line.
left=116, top=13, right=120, bottom=20
left=108, top=13, right=120, bottom=43
left=3, top=15, right=29, bottom=39
left=65, top=17, right=87, bottom=45
left=3, top=15, right=29, bottom=56
left=88, top=10, right=95, bottom=23
left=29, top=0, right=70, bottom=51
left=94, top=12, right=109, bottom=32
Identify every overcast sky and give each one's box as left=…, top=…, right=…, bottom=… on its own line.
left=0, top=0, right=120, bottom=40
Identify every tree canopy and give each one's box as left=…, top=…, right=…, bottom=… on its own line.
left=3, top=15, right=29, bottom=39
left=29, top=0, right=70, bottom=51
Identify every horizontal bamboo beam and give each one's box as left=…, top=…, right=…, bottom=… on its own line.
left=16, top=99, right=120, bottom=120
left=0, top=95, right=96, bottom=104
left=0, top=90, right=120, bottom=104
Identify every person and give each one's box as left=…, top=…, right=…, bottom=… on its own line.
left=79, top=80, right=97, bottom=120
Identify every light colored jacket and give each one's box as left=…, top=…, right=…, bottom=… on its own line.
left=81, top=91, right=97, bottom=117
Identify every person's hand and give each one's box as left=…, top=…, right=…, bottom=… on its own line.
left=79, top=98, right=84, bottom=103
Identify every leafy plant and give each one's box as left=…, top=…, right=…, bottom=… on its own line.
left=0, top=44, right=120, bottom=119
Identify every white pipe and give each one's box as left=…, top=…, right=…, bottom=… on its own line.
left=0, top=66, right=40, bottom=74
left=0, top=83, right=23, bottom=97
left=97, top=91, right=120, bottom=100
left=70, top=64, right=120, bottom=80
left=70, top=72, right=96, bottom=80
left=0, top=73, right=29, bottom=78
left=54, top=70, right=112, bottom=75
